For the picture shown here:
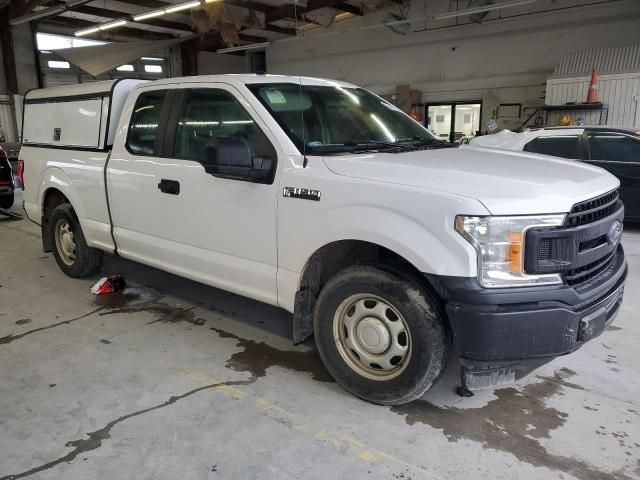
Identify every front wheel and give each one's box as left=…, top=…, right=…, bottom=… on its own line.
left=49, top=203, right=103, bottom=278
left=314, top=265, right=448, bottom=405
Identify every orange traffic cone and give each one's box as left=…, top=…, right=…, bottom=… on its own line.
left=586, top=69, right=599, bottom=103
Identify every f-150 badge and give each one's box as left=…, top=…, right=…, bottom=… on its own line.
left=283, top=187, right=321, bottom=201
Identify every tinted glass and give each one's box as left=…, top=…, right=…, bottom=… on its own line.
left=248, top=83, right=434, bottom=154
left=523, top=136, right=580, bottom=159
left=588, top=133, right=640, bottom=163
left=127, top=90, right=166, bottom=156
left=174, top=89, right=275, bottom=163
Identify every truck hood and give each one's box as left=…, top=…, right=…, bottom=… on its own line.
left=322, top=146, right=620, bottom=215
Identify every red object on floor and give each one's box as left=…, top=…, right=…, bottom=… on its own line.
left=91, top=275, right=126, bottom=295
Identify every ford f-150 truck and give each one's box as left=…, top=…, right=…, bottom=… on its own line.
left=20, top=75, right=627, bottom=405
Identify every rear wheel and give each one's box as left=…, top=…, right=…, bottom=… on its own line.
left=49, top=203, right=103, bottom=277
left=0, top=192, right=14, bottom=209
left=314, top=265, right=448, bottom=405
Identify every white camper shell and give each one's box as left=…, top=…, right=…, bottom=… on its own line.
left=22, top=79, right=146, bottom=150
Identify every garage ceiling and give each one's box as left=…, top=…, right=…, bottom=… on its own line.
left=11, top=0, right=367, bottom=50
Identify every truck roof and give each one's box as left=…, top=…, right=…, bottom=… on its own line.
left=135, top=74, right=357, bottom=89
left=24, top=75, right=357, bottom=102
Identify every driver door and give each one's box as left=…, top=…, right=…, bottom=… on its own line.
left=109, top=83, right=281, bottom=305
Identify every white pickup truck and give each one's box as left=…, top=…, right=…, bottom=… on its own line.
left=21, top=75, right=627, bottom=404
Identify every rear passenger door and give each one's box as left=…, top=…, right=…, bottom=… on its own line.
left=585, top=131, right=640, bottom=220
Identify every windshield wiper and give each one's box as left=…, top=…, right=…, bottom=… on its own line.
left=307, top=137, right=456, bottom=155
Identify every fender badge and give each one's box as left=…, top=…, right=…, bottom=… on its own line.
left=283, top=187, right=321, bottom=201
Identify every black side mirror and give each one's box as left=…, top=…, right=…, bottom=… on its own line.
left=204, top=136, right=273, bottom=182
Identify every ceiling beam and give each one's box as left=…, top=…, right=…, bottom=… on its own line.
left=11, top=0, right=48, bottom=18
left=264, top=0, right=342, bottom=23
left=224, top=0, right=271, bottom=13
left=334, top=2, right=363, bottom=15
left=262, top=24, right=296, bottom=36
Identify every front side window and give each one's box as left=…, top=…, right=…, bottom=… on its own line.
left=523, top=135, right=580, bottom=159
left=588, top=132, right=640, bottom=163
left=248, top=83, right=443, bottom=155
left=127, top=90, right=166, bottom=156
left=174, top=89, right=276, bottom=183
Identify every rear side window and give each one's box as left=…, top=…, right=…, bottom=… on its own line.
left=127, top=90, right=167, bottom=156
left=523, top=136, right=580, bottom=159
left=588, top=133, right=640, bottom=163
left=173, top=89, right=276, bottom=171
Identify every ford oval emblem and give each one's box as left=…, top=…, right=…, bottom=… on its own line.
left=608, top=220, right=623, bottom=247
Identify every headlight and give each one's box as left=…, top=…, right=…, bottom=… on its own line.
left=455, top=215, right=565, bottom=288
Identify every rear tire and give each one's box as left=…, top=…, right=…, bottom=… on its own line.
left=49, top=203, right=103, bottom=278
left=0, top=192, right=14, bottom=209
left=314, top=265, right=448, bottom=405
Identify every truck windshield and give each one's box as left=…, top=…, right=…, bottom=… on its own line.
left=248, top=83, right=450, bottom=155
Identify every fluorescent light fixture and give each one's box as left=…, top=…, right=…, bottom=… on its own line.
left=134, top=0, right=202, bottom=21
left=117, top=64, right=135, bottom=71
left=48, top=60, right=71, bottom=69
left=217, top=41, right=271, bottom=54
left=205, top=0, right=221, bottom=2
left=433, top=0, right=537, bottom=20
left=75, top=26, right=100, bottom=36
left=141, top=57, right=164, bottom=61
left=99, top=20, right=127, bottom=30
left=144, top=65, right=163, bottom=73
left=133, top=9, right=166, bottom=21
left=166, top=1, right=201, bottom=13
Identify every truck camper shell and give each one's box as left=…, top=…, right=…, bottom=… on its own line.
left=22, top=79, right=147, bottom=151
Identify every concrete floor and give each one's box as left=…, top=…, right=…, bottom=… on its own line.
left=1, top=195, right=639, bottom=480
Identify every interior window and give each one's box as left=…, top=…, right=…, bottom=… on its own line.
left=588, top=133, right=640, bottom=163
left=127, top=90, right=166, bottom=156
left=174, top=89, right=276, bottom=181
left=523, top=136, right=580, bottom=159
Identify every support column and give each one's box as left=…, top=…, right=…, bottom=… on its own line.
left=0, top=7, right=19, bottom=94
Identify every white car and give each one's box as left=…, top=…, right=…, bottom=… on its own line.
left=20, top=75, right=627, bottom=404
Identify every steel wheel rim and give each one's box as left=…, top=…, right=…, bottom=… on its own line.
left=54, top=219, right=76, bottom=266
left=332, top=293, right=412, bottom=381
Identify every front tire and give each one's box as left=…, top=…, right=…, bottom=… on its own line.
left=314, top=265, right=448, bottom=405
left=49, top=203, right=103, bottom=278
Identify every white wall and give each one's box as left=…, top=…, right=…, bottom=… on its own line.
left=266, top=0, right=640, bottom=131
left=198, top=51, right=250, bottom=75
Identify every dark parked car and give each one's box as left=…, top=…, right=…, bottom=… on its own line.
left=0, top=146, right=15, bottom=209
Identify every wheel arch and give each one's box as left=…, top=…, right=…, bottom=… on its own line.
left=41, top=186, right=72, bottom=252
left=291, top=239, right=448, bottom=344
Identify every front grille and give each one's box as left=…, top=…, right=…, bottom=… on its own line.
left=564, top=249, right=617, bottom=286
left=526, top=189, right=624, bottom=289
left=565, top=189, right=619, bottom=227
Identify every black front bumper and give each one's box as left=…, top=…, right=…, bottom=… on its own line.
left=426, top=244, right=627, bottom=365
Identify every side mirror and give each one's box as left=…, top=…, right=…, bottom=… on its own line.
left=204, top=136, right=273, bottom=182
